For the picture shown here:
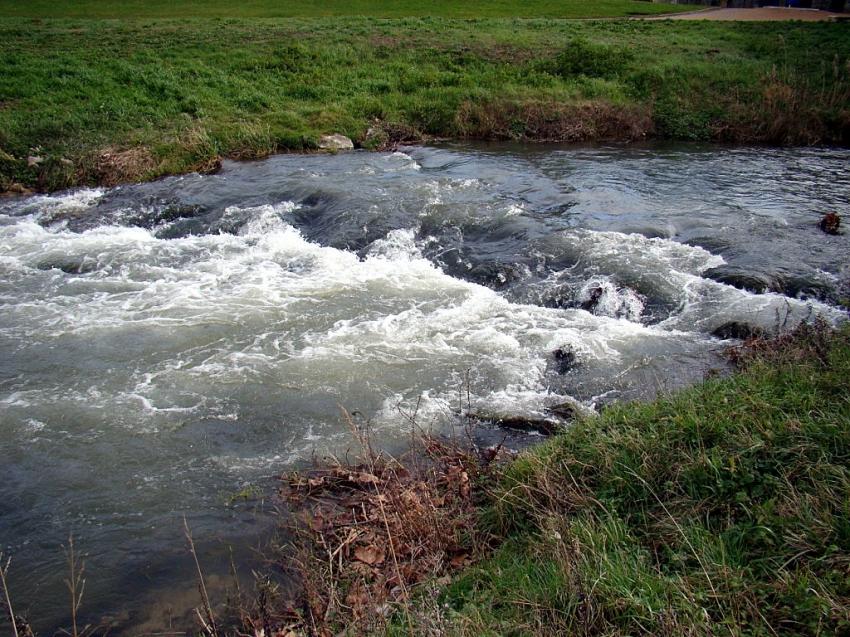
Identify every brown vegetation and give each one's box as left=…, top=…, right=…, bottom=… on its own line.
left=657, top=7, right=846, bottom=21
left=252, top=414, right=508, bottom=636
left=455, top=100, right=654, bottom=142
left=88, top=147, right=158, bottom=187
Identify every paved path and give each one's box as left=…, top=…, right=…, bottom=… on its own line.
left=648, top=7, right=844, bottom=20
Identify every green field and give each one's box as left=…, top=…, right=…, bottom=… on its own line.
left=0, top=0, right=691, bottom=19
left=0, top=4, right=848, bottom=193
left=427, top=324, right=850, bottom=635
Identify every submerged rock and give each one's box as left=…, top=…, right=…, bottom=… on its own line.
left=467, top=262, right=528, bottom=290
left=580, top=285, right=604, bottom=312
left=577, top=278, right=645, bottom=322
left=36, top=258, right=99, bottom=275
left=135, top=203, right=205, bottom=229
left=318, top=134, right=354, bottom=151
left=552, top=346, right=577, bottom=374
left=819, top=212, right=841, bottom=235
left=712, top=322, right=765, bottom=341
left=703, top=266, right=771, bottom=294
left=465, top=412, right=562, bottom=436
left=545, top=401, right=577, bottom=421
left=467, top=398, right=583, bottom=437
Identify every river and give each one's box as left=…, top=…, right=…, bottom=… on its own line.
left=1, top=142, right=848, bottom=632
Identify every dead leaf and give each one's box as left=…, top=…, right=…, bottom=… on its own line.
left=450, top=552, right=471, bottom=568
left=354, top=544, right=386, bottom=565
left=350, top=561, right=373, bottom=577
left=345, top=582, right=370, bottom=608
left=306, top=513, right=325, bottom=532
left=349, top=471, right=380, bottom=484
left=459, top=470, right=471, bottom=498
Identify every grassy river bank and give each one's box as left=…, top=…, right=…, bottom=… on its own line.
left=270, top=323, right=850, bottom=636
left=431, top=323, right=850, bottom=636
left=1, top=8, right=849, bottom=193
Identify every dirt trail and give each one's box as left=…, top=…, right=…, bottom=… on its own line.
left=649, top=7, right=844, bottom=20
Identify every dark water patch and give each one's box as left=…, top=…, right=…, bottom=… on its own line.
left=703, top=265, right=772, bottom=295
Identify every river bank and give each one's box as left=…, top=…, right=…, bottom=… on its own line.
left=1, top=142, right=847, bottom=633
left=2, top=17, right=849, bottom=194
left=265, top=321, right=850, bottom=636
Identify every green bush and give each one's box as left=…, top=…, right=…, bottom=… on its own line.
left=553, top=37, right=634, bottom=79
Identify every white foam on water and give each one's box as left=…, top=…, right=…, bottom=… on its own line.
left=16, top=188, right=106, bottom=220
left=0, top=197, right=842, bottom=450
left=24, top=419, right=46, bottom=432
left=385, top=151, right=421, bottom=171
left=573, top=229, right=726, bottom=276
left=561, top=229, right=842, bottom=326
left=366, top=228, right=423, bottom=261
left=578, top=276, right=645, bottom=322
left=2, top=201, right=713, bottom=444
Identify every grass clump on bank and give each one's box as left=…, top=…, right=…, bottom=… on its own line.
left=432, top=322, right=850, bottom=636
left=1, top=15, right=849, bottom=192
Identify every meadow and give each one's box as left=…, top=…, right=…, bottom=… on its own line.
left=0, top=4, right=848, bottom=192
left=0, top=0, right=692, bottom=19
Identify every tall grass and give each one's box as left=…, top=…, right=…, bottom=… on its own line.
left=434, top=322, right=850, bottom=635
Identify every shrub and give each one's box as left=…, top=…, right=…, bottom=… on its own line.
left=552, top=37, right=634, bottom=79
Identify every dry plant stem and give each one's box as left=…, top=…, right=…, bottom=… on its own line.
left=183, top=516, right=219, bottom=637
left=0, top=553, right=20, bottom=637
left=63, top=535, right=86, bottom=637
left=371, top=478, right=415, bottom=637
left=340, top=404, right=372, bottom=461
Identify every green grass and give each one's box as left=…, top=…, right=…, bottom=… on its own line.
left=0, top=0, right=692, bottom=20
left=433, top=324, right=850, bottom=636
left=0, top=12, right=848, bottom=192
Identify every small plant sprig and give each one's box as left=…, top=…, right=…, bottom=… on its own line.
left=1, top=552, right=21, bottom=637
left=60, top=535, right=90, bottom=637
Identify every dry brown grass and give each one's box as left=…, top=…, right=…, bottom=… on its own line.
left=362, top=120, right=427, bottom=151
left=248, top=413, right=508, bottom=637
left=88, top=146, right=159, bottom=186
left=714, top=58, right=850, bottom=145
left=455, top=99, right=654, bottom=143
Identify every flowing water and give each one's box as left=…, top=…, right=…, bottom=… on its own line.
left=1, top=142, right=848, bottom=632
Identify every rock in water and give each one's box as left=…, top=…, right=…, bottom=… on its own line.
left=545, top=401, right=577, bottom=421
left=3, top=182, right=33, bottom=196
left=580, top=286, right=604, bottom=312
left=464, top=411, right=562, bottom=436
left=318, top=134, right=354, bottom=152
left=712, top=322, right=765, bottom=341
left=819, top=212, right=840, bottom=235
left=552, top=346, right=577, bottom=374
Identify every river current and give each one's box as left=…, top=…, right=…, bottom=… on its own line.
left=1, top=143, right=848, bottom=631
